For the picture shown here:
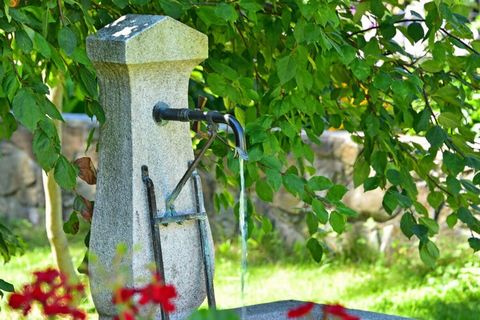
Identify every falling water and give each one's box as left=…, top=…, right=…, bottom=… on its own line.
left=237, top=149, right=248, bottom=319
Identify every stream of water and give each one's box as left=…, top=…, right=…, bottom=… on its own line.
left=239, top=157, right=248, bottom=319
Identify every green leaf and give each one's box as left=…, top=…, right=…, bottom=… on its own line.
left=370, top=0, right=385, bottom=18
left=58, top=26, right=77, bottom=56
left=339, top=45, right=356, bottom=65
left=308, top=176, right=333, bottom=191
left=40, top=99, right=64, bottom=121
left=112, top=0, right=128, bottom=9
left=373, top=72, right=392, bottom=90
left=256, top=180, right=273, bottom=202
left=474, top=173, right=480, bottom=185
left=12, top=89, right=45, bottom=131
left=306, top=238, right=323, bottom=263
left=421, top=59, right=443, bottom=73
left=438, top=112, right=462, bottom=129
left=407, top=23, right=424, bottom=43
left=382, top=188, right=399, bottom=214
left=364, top=176, right=380, bottom=191
left=396, top=192, right=413, bottom=208
left=312, top=199, right=328, bottom=224
left=33, top=121, right=60, bottom=171
left=282, top=174, right=305, bottom=197
left=0, top=234, right=9, bottom=263
left=457, top=207, right=479, bottom=230
left=414, top=201, right=428, bottom=216
left=380, top=24, right=396, bottom=40
left=446, top=213, right=457, bottom=228
left=386, top=169, right=401, bottom=185
left=420, top=240, right=439, bottom=267
left=3, top=73, right=20, bottom=102
left=326, top=185, right=348, bottom=202
left=15, top=29, right=32, bottom=53
left=79, top=68, right=98, bottom=98
left=400, top=212, right=416, bottom=239
left=33, top=32, right=51, bottom=58
left=306, top=212, right=318, bottom=236
left=295, top=68, right=313, bottom=91
left=336, top=204, right=358, bottom=217
left=461, top=179, right=480, bottom=194
left=426, top=126, right=447, bottom=149
left=261, top=156, right=282, bottom=171
left=215, top=3, right=238, bottom=22
left=266, top=169, right=282, bottom=192
left=350, top=59, right=371, bottom=80
left=54, top=156, right=78, bottom=190
left=419, top=217, right=439, bottom=235
left=0, top=112, right=18, bottom=139
left=468, top=238, right=480, bottom=252
left=466, top=156, right=480, bottom=170
left=329, top=211, right=346, bottom=234
left=414, top=108, right=430, bottom=133
left=446, top=176, right=461, bottom=194
left=63, top=212, right=80, bottom=235
left=443, top=151, right=465, bottom=176
left=277, top=55, right=297, bottom=84
left=0, top=279, right=14, bottom=292
left=353, top=159, right=370, bottom=187
left=371, top=151, right=387, bottom=174
left=427, top=191, right=444, bottom=209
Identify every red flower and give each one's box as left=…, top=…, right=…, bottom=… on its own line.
left=323, top=304, right=347, bottom=315
left=112, top=271, right=177, bottom=319
left=287, top=302, right=315, bottom=318
left=44, top=304, right=72, bottom=315
left=323, top=304, right=360, bottom=320
left=8, top=293, right=31, bottom=315
left=34, top=268, right=61, bottom=283
left=114, top=310, right=136, bottom=320
left=138, top=282, right=177, bottom=312
left=8, top=268, right=86, bottom=319
left=113, top=288, right=137, bottom=304
left=71, top=309, right=87, bottom=320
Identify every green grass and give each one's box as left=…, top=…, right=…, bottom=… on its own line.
left=1, top=225, right=479, bottom=320
left=214, top=242, right=480, bottom=320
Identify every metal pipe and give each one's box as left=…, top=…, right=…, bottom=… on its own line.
left=141, top=165, right=169, bottom=320
left=153, top=103, right=247, bottom=158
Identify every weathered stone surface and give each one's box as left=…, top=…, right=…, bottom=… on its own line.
left=0, top=142, right=42, bottom=223
left=87, top=15, right=211, bottom=319
left=230, top=300, right=412, bottom=320
left=1, top=115, right=99, bottom=223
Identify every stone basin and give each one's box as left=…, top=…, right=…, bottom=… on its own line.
left=230, top=301, right=412, bottom=320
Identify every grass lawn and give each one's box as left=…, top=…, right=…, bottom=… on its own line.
left=1, top=225, right=479, bottom=319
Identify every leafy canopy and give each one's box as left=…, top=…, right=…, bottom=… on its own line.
left=0, top=0, right=479, bottom=268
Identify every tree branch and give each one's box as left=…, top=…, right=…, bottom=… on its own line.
left=439, top=28, right=480, bottom=55
left=57, top=0, right=65, bottom=25
left=348, top=19, right=425, bottom=37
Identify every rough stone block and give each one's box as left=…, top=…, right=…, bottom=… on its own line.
left=87, top=15, right=211, bottom=319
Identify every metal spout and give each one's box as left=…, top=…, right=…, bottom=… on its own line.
left=153, top=102, right=247, bottom=159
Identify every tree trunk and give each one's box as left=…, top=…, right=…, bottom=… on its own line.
left=43, top=82, right=79, bottom=283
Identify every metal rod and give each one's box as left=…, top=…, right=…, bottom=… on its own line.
left=153, top=103, right=247, bottom=157
left=141, top=165, right=169, bottom=320
left=165, top=129, right=217, bottom=212
left=193, top=170, right=216, bottom=308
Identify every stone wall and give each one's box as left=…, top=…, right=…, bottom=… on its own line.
left=0, top=117, right=462, bottom=254
left=0, top=114, right=98, bottom=224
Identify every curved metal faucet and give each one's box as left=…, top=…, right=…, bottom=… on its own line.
left=153, top=102, right=247, bottom=156
left=152, top=101, right=248, bottom=214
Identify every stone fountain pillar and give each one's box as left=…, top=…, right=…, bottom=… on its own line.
left=86, top=15, right=210, bottom=319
